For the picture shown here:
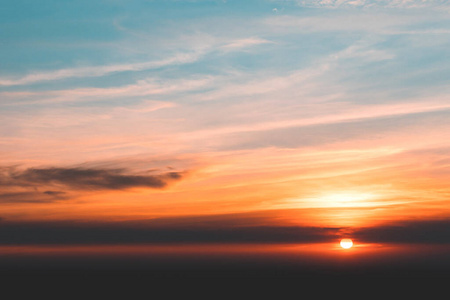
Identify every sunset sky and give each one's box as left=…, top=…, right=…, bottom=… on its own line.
left=1, top=0, right=450, bottom=258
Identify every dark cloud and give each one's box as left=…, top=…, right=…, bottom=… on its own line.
left=11, top=167, right=184, bottom=190
left=1, top=220, right=449, bottom=277
left=0, top=221, right=339, bottom=245
left=43, top=190, right=66, bottom=196
left=0, top=165, right=185, bottom=203
left=353, top=220, right=450, bottom=244
left=0, top=191, right=66, bottom=203
left=0, top=216, right=448, bottom=245
left=1, top=166, right=184, bottom=190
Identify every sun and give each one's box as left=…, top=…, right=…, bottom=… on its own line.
left=340, top=238, right=353, bottom=249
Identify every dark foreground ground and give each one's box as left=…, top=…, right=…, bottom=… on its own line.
left=1, top=246, right=448, bottom=297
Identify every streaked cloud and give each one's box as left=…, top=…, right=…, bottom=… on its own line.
left=291, top=0, right=448, bottom=9
left=0, top=35, right=271, bottom=87
left=0, top=165, right=186, bottom=204
left=220, top=37, right=273, bottom=51
left=1, top=166, right=185, bottom=190
left=0, top=191, right=67, bottom=203
left=0, top=52, right=201, bottom=87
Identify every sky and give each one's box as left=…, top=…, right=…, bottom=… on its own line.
left=1, top=0, right=450, bottom=252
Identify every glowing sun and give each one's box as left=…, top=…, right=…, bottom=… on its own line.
left=340, top=238, right=353, bottom=249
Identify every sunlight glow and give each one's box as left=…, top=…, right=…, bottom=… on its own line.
left=278, top=191, right=380, bottom=210
left=340, top=239, right=353, bottom=249
left=319, top=192, right=378, bottom=207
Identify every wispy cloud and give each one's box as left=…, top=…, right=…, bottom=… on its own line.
left=0, top=52, right=202, bottom=87
left=291, top=0, right=448, bottom=9
left=0, top=76, right=216, bottom=105
left=0, top=36, right=271, bottom=87
left=265, top=13, right=421, bottom=34
left=220, top=37, right=273, bottom=52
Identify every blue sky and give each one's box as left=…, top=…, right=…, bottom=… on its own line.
left=1, top=1, right=450, bottom=141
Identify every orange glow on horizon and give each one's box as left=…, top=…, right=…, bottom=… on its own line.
left=1, top=128, right=450, bottom=229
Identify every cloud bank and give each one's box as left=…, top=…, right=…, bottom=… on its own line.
left=0, top=217, right=448, bottom=245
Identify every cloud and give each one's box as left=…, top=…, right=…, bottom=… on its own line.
left=264, top=13, right=418, bottom=34
left=0, top=165, right=186, bottom=203
left=0, top=192, right=56, bottom=203
left=0, top=220, right=340, bottom=245
left=220, top=37, right=273, bottom=52
left=0, top=216, right=448, bottom=245
left=353, top=220, right=450, bottom=244
left=291, top=0, right=447, bottom=9
left=43, top=190, right=67, bottom=196
left=1, top=76, right=216, bottom=106
left=0, top=35, right=271, bottom=87
left=5, top=167, right=184, bottom=191
left=183, top=99, right=450, bottom=143
left=0, top=191, right=67, bottom=203
left=0, top=52, right=202, bottom=87
left=219, top=107, right=450, bottom=150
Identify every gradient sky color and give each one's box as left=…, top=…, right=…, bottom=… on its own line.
left=1, top=0, right=450, bottom=243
